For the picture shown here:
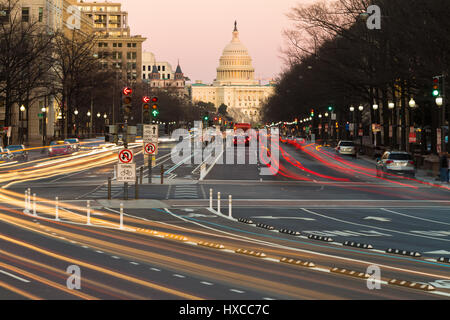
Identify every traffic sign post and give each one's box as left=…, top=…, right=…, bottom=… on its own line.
left=143, top=124, right=159, bottom=142
left=144, top=142, right=158, bottom=155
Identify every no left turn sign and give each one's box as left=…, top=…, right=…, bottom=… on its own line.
left=144, top=143, right=157, bottom=155
left=119, top=149, right=133, bottom=163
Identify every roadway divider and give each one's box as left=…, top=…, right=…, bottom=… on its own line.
left=308, top=234, right=334, bottom=242
left=197, top=241, right=225, bottom=250
left=279, top=229, right=301, bottom=236
left=238, top=218, right=254, bottom=224
left=235, top=248, right=267, bottom=258
left=386, top=248, right=421, bottom=257
left=164, top=234, right=189, bottom=242
left=388, top=279, right=435, bottom=291
left=280, top=257, right=315, bottom=268
left=343, top=241, right=373, bottom=249
left=256, top=223, right=275, bottom=230
left=438, top=257, right=450, bottom=263
left=330, top=267, right=370, bottom=279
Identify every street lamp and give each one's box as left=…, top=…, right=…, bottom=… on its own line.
left=358, top=105, right=364, bottom=111
left=349, top=106, right=355, bottom=112
left=74, top=109, right=79, bottom=115
left=20, top=105, right=26, bottom=112
left=388, top=102, right=395, bottom=109
left=409, top=98, right=416, bottom=108
left=104, top=113, right=107, bottom=119
left=87, top=111, right=91, bottom=117
left=325, top=112, right=329, bottom=117
left=372, top=104, right=379, bottom=110
left=97, top=112, right=101, bottom=118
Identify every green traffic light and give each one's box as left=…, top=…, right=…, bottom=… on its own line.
left=433, top=90, right=440, bottom=97
left=328, top=106, right=333, bottom=111
left=152, top=110, right=159, bottom=117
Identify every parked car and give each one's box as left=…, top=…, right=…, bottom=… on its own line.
left=336, top=141, right=357, bottom=158
left=64, top=138, right=80, bottom=152
left=0, top=147, right=13, bottom=161
left=48, top=141, right=73, bottom=157
left=376, top=151, right=415, bottom=178
left=5, top=145, right=28, bottom=161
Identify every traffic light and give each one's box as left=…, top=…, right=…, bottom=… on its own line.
left=328, top=106, right=334, bottom=112
left=151, top=96, right=159, bottom=118
left=142, top=97, right=150, bottom=123
left=310, top=109, right=315, bottom=117
left=203, top=112, right=209, bottom=122
left=122, top=87, right=133, bottom=119
left=432, top=76, right=440, bottom=97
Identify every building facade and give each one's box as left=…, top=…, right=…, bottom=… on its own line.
left=77, top=1, right=146, bottom=83
left=191, top=22, right=274, bottom=124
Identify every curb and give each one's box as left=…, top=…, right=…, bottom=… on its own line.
left=197, top=241, right=225, bottom=249
left=235, top=248, right=267, bottom=258
left=308, top=234, right=333, bottom=242
left=330, top=267, right=370, bottom=279
left=238, top=218, right=254, bottom=224
left=343, top=241, right=373, bottom=249
left=279, top=229, right=301, bottom=236
left=386, top=248, right=421, bottom=257
left=280, top=257, right=315, bottom=267
left=388, top=279, right=435, bottom=291
left=438, top=257, right=450, bottom=264
left=256, top=223, right=275, bottom=230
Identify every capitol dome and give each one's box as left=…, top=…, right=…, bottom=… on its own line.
left=214, top=22, right=258, bottom=86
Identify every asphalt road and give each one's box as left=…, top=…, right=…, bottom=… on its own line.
left=0, top=136, right=449, bottom=300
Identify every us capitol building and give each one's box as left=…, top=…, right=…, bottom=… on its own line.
left=191, top=22, right=275, bottom=124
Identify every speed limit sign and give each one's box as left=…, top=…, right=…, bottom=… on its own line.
left=144, top=142, right=158, bottom=155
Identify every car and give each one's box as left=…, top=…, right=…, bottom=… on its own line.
left=376, top=151, right=415, bottom=178
left=64, top=138, right=80, bottom=152
left=0, top=147, right=13, bottom=161
left=5, top=145, right=28, bottom=161
left=48, top=141, right=73, bottom=157
left=336, top=141, right=357, bottom=158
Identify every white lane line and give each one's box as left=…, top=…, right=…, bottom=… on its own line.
left=0, top=270, right=30, bottom=283
left=130, top=262, right=139, bottom=265
left=111, top=256, right=120, bottom=259
left=263, top=297, right=275, bottom=300
left=150, top=268, right=161, bottom=272
left=201, top=281, right=213, bottom=286
left=95, top=250, right=104, bottom=254
left=173, top=274, right=186, bottom=278
left=381, top=208, right=450, bottom=226
left=82, top=246, right=89, bottom=249
left=230, top=289, right=245, bottom=294
left=300, top=208, right=450, bottom=242
left=311, top=267, right=331, bottom=273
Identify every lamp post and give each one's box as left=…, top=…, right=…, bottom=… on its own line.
left=350, top=106, right=355, bottom=139
left=19, top=105, right=25, bottom=144
left=74, top=109, right=79, bottom=137
left=388, top=102, right=395, bottom=149
left=358, top=105, right=364, bottom=149
left=41, top=107, right=46, bottom=145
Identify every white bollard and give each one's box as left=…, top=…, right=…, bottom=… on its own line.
left=86, top=200, right=91, bottom=225
left=55, top=197, right=59, bottom=221
left=209, top=188, right=213, bottom=209
left=32, top=193, right=37, bottom=216
left=119, top=203, right=124, bottom=229
left=24, top=190, right=28, bottom=213
left=229, top=195, right=232, bottom=218
left=27, top=188, right=31, bottom=212
left=217, top=192, right=221, bottom=214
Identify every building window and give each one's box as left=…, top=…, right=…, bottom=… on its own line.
left=118, top=43, right=122, bottom=47
left=22, top=7, right=29, bottom=22
left=127, top=43, right=131, bottom=47
left=132, top=43, right=136, bottom=48
left=132, top=52, right=136, bottom=59
left=113, top=43, right=117, bottom=47
left=143, top=66, right=146, bottom=71
left=167, top=74, right=170, bottom=79
left=162, top=66, right=165, bottom=71
left=38, top=7, right=43, bottom=22
left=143, top=74, right=146, bottom=79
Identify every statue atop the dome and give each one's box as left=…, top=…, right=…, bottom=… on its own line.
left=234, top=20, right=238, bottom=32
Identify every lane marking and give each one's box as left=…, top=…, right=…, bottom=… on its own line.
left=150, top=268, right=161, bottom=272
left=0, top=270, right=30, bottom=283
left=201, top=281, right=213, bottom=286
left=111, top=256, right=120, bottom=259
left=95, top=250, right=104, bottom=254
left=381, top=208, right=450, bottom=226
left=173, top=274, right=185, bottom=278
left=130, top=262, right=139, bottom=265
left=300, top=208, right=450, bottom=242
left=230, top=289, right=245, bottom=294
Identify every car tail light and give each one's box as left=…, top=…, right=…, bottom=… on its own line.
left=386, top=160, right=393, bottom=164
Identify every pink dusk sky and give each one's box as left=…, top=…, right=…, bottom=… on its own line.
left=116, top=0, right=317, bottom=84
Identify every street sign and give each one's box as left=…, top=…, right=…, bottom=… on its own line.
left=117, top=163, right=136, bottom=182
left=144, top=142, right=158, bottom=155
left=143, top=124, right=158, bottom=142
left=118, top=149, right=133, bottom=163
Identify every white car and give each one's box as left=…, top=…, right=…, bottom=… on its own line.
left=336, top=141, right=357, bottom=157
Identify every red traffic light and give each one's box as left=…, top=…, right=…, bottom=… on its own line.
left=142, top=96, right=150, bottom=103
left=123, top=87, right=132, bottom=95
left=151, top=97, right=158, bottom=103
